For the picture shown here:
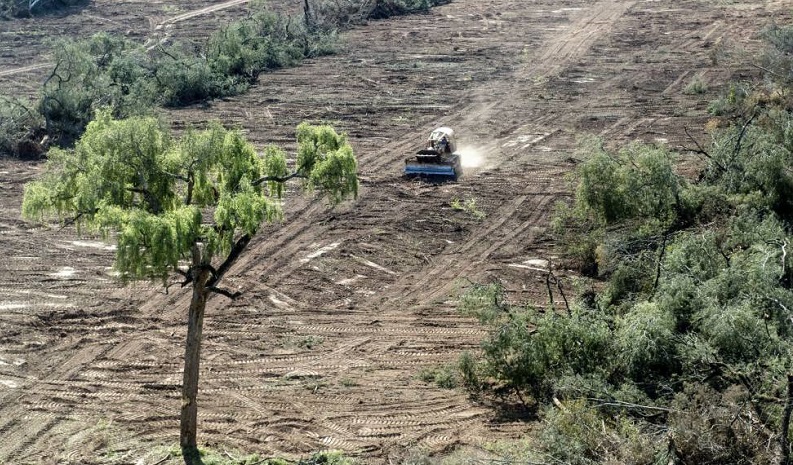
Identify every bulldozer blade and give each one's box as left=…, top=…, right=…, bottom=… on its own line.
left=404, top=163, right=457, bottom=177
left=403, top=153, right=461, bottom=180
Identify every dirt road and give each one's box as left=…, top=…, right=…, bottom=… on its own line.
left=0, top=0, right=789, bottom=463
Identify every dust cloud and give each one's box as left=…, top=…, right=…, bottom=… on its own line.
left=457, top=146, right=486, bottom=168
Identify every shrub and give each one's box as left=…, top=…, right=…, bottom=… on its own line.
left=668, top=384, right=775, bottom=465
left=308, top=0, right=450, bottom=25
left=152, top=45, right=227, bottom=107
left=711, top=111, right=793, bottom=219
left=154, top=10, right=337, bottom=106
left=367, top=0, right=450, bottom=19
left=683, top=74, right=708, bottom=95
left=539, top=400, right=661, bottom=465
left=39, top=33, right=156, bottom=144
left=418, top=364, right=458, bottom=389
left=0, top=96, right=45, bottom=157
left=462, top=286, right=615, bottom=403
left=0, top=0, right=85, bottom=19
left=457, top=351, right=482, bottom=391
left=616, top=302, right=678, bottom=379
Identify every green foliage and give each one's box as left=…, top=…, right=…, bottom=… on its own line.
left=668, top=384, right=776, bottom=465
left=296, top=122, right=359, bottom=203
left=208, top=11, right=330, bottom=77
left=553, top=140, right=684, bottom=276
left=0, top=96, right=45, bottom=157
left=458, top=282, right=508, bottom=324
left=155, top=9, right=337, bottom=107
left=153, top=45, right=227, bottom=107
left=39, top=33, right=156, bottom=144
left=23, top=111, right=357, bottom=283
left=450, top=198, right=485, bottom=219
left=701, top=109, right=793, bottom=219
left=367, top=0, right=450, bottom=20
left=761, top=23, right=793, bottom=85
left=572, top=140, right=682, bottom=228
left=457, top=351, right=482, bottom=391
left=682, top=74, right=708, bottom=95
left=464, top=296, right=613, bottom=402
left=454, top=15, right=793, bottom=465
left=616, top=302, right=678, bottom=378
left=539, top=399, right=661, bottom=465
left=418, top=364, right=458, bottom=389
left=297, top=450, right=353, bottom=465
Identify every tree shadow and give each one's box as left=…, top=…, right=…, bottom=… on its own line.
left=181, top=446, right=204, bottom=465
left=472, top=389, right=541, bottom=423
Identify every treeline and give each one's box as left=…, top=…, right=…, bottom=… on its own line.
left=450, top=23, right=793, bottom=465
left=0, top=0, right=450, bottom=157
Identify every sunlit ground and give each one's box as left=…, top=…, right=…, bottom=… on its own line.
left=457, top=146, right=485, bottom=168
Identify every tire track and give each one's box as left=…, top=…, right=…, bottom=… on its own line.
left=0, top=0, right=252, bottom=79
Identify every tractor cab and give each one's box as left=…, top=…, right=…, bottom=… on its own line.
left=426, top=127, right=456, bottom=155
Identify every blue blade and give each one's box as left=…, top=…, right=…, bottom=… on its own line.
left=404, top=164, right=456, bottom=176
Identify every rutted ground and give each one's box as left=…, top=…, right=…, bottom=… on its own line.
left=0, top=0, right=790, bottom=463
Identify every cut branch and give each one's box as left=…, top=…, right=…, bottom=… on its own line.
left=684, top=126, right=721, bottom=169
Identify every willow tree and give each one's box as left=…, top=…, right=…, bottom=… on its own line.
left=21, top=110, right=358, bottom=464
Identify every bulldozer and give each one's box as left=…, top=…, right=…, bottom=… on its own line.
left=403, top=127, right=462, bottom=181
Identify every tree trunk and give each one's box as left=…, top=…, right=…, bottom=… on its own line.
left=781, top=374, right=793, bottom=465
left=180, top=247, right=210, bottom=465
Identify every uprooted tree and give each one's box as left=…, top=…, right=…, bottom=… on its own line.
left=21, top=110, right=358, bottom=464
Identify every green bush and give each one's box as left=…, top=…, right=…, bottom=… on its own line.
left=154, top=11, right=337, bottom=106
left=39, top=33, right=156, bottom=144
left=458, top=19, right=793, bottom=465
left=616, top=302, right=678, bottom=378
left=367, top=0, right=450, bottom=19
left=701, top=112, right=793, bottom=217
left=0, top=97, right=45, bottom=157
left=574, top=141, right=682, bottom=228
left=206, top=11, right=329, bottom=78
left=308, top=0, right=450, bottom=25
left=682, top=74, right=708, bottom=95
left=418, top=364, right=458, bottom=389
left=457, top=351, right=482, bottom=391
left=153, top=45, right=228, bottom=107
left=463, top=290, right=614, bottom=403
left=539, top=400, right=660, bottom=465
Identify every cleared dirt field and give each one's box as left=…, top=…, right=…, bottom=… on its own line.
left=1, top=0, right=791, bottom=463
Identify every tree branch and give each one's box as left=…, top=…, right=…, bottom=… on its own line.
left=206, top=233, right=252, bottom=289
left=58, top=208, right=99, bottom=230
left=780, top=374, right=793, bottom=465
left=160, top=169, right=189, bottom=183
left=126, top=186, right=161, bottom=214
left=207, top=286, right=242, bottom=300
left=683, top=126, right=720, bottom=168
left=732, top=111, right=758, bottom=161
left=251, top=171, right=307, bottom=186
left=652, top=233, right=668, bottom=298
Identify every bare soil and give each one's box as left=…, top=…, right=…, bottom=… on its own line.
left=0, top=0, right=790, bottom=463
